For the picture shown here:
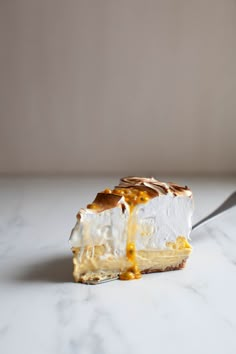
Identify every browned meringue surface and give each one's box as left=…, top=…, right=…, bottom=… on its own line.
left=118, top=176, right=192, bottom=197
left=85, top=176, right=192, bottom=214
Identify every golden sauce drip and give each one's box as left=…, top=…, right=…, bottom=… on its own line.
left=110, top=188, right=151, bottom=281
left=87, top=187, right=152, bottom=281
left=166, top=236, right=191, bottom=250
left=119, top=242, right=142, bottom=280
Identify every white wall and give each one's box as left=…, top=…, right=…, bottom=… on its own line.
left=0, top=0, right=236, bottom=175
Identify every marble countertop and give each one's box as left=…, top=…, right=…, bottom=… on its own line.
left=0, top=176, right=236, bottom=354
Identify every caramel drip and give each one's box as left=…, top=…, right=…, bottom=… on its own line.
left=87, top=187, right=152, bottom=280
left=108, top=187, right=152, bottom=281
left=119, top=209, right=141, bottom=281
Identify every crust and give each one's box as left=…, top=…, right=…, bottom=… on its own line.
left=141, top=259, right=187, bottom=274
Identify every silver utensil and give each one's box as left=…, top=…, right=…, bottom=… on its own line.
left=192, top=191, right=236, bottom=231
left=83, top=277, right=119, bottom=285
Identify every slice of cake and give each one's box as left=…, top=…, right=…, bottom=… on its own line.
left=69, top=177, right=193, bottom=284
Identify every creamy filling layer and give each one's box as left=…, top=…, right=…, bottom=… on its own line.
left=72, top=237, right=192, bottom=282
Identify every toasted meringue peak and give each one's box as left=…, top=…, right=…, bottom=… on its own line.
left=118, top=176, right=192, bottom=197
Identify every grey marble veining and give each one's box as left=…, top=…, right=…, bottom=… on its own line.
left=0, top=176, right=236, bottom=354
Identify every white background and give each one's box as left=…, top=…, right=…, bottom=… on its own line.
left=0, top=0, right=235, bottom=175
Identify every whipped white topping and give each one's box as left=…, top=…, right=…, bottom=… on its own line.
left=70, top=194, right=193, bottom=255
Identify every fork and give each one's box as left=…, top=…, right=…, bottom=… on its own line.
left=192, top=191, right=236, bottom=231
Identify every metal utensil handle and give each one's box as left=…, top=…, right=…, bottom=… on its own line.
left=192, top=191, right=236, bottom=231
